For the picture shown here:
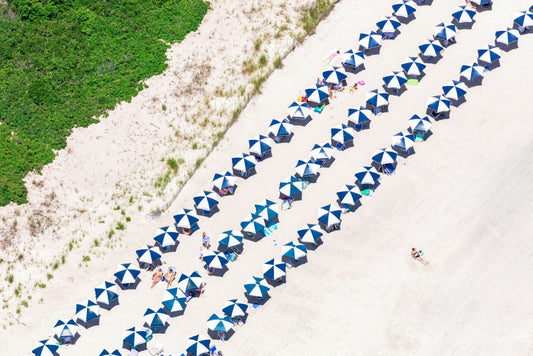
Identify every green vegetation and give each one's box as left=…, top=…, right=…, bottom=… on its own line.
left=301, top=0, right=333, bottom=35
left=0, top=0, right=210, bottom=205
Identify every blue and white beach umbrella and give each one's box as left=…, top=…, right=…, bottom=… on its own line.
left=433, top=22, right=456, bottom=41
left=269, top=118, right=294, bottom=137
left=178, top=271, right=203, bottom=292
left=217, top=230, right=244, bottom=248
left=336, top=185, right=362, bottom=206
left=392, top=132, right=415, bottom=151
left=341, top=49, right=365, bottom=68
left=348, top=107, right=372, bottom=125
left=322, top=66, right=347, bottom=85
left=99, top=349, right=121, bottom=356
left=153, top=226, right=179, bottom=248
left=318, top=204, right=342, bottom=228
left=240, top=213, right=266, bottom=234
left=372, top=148, right=398, bottom=165
left=442, top=80, right=467, bottom=101
left=383, top=71, right=407, bottom=90
left=408, top=114, right=432, bottom=133
left=376, top=16, right=401, bottom=33
left=136, top=245, right=162, bottom=265
left=297, top=223, right=323, bottom=244
left=359, top=31, right=382, bottom=50
left=244, top=276, right=270, bottom=297
left=53, top=319, right=79, bottom=339
left=173, top=208, right=199, bottom=229
left=392, top=0, right=417, bottom=18
left=161, top=288, right=187, bottom=313
left=286, top=102, right=312, bottom=120
left=295, top=159, right=321, bottom=178
left=514, top=11, right=533, bottom=28
left=310, top=143, right=335, bottom=161
left=32, top=339, right=59, bottom=356
left=75, top=300, right=100, bottom=323
left=477, top=45, right=501, bottom=63
left=114, top=263, right=140, bottom=285
left=460, top=63, right=485, bottom=81
left=354, top=166, right=381, bottom=186
left=249, top=134, right=273, bottom=155
left=426, top=95, right=451, bottom=114
left=186, top=335, right=211, bottom=356
left=213, top=171, right=236, bottom=190
left=94, top=281, right=119, bottom=305
left=279, top=175, right=304, bottom=197
left=495, top=28, right=520, bottom=46
left=452, top=6, right=476, bottom=24
left=202, top=250, right=229, bottom=269
left=331, top=124, right=355, bottom=144
left=263, top=258, right=287, bottom=280
left=222, top=299, right=248, bottom=318
left=401, top=56, right=426, bottom=77
left=282, top=241, right=308, bottom=260
left=304, top=84, right=330, bottom=104
left=231, top=153, right=257, bottom=173
left=193, top=190, right=219, bottom=211
left=207, top=313, right=234, bottom=332
left=255, top=199, right=279, bottom=220
left=366, top=89, right=389, bottom=108
left=122, top=327, right=147, bottom=348
left=143, top=308, right=169, bottom=328
left=419, top=39, right=444, bottom=57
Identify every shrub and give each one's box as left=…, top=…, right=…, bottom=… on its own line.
left=274, top=56, right=283, bottom=69
left=259, top=54, right=268, bottom=67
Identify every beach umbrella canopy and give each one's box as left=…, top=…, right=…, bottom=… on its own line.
left=94, top=281, right=119, bottom=305
left=32, top=339, right=59, bottom=356
left=193, top=190, right=219, bottom=211
left=331, top=124, right=355, bottom=144
left=202, top=250, right=229, bottom=269
left=135, top=245, right=162, bottom=265
left=401, top=57, right=426, bottom=77
left=318, top=204, right=342, bottom=228
left=426, top=95, right=451, bottom=113
left=75, top=300, right=100, bottom=323
left=297, top=223, right=323, bottom=244
left=263, top=258, right=287, bottom=280
left=249, top=134, right=273, bottom=155
left=392, top=132, right=415, bottom=151
left=408, top=114, right=432, bottom=133
left=122, top=327, right=147, bottom=348
left=161, top=288, right=187, bottom=313
left=495, top=28, right=520, bottom=45
left=348, top=107, right=372, bottom=125
left=173, top=208, right=199, bottom=229
left=114, top=263, right=140, bottom=285
left=295, top=159, right=321, bottom=178
left=304, top=84, right=330, bottom=104
left=286, top=102, right=312, bottom=120
left=354, top=166, right=381, bottom=186
left=419, top=39, right=444, bottom=57
left=452, top=6, right=476, bottom=23
left=99, top=350, right=122, bottom=356
left=244, top=276, right=270, bottom=297
left=186, top=335, right=211, bottom=356
left=442, top=80, right=467, bottom=101
left=366, top=89, right=389, bottom=107
left=383, top=71, right=407, bottom=90
left=222, top=299, right=248, bottom=318
left=177, top=271, right=203, bottom=292
left=143, top=308, right=169, bottom=328
left=269, top=118, right=294, bottom=137
left=460, top=63, right=485, bottom=81
left=433, top=22, right=456, bottom=41
left=341, top=49, right=365, bottom=68
left=470, top=0, right=492, bottom=5
left=477, top=45, right=501, bottom=63
left=310, top=143, right=335, bottom=161
left=392, top=0, right=417, bottom=18
left=336, top=185, right=362, bottom=206
left=255, top=199, right=279, bottom=220
left=207, top=313, right=234, bottom=333
left=359, top=31, right=382, bottom=50
left=231, top=153, right=257, bottom=173
left=213, top=171, right=236, bottom=190
left=322, top=66, right=347, bottom=85
left=376, top=16, right=401, bottom=33
left=279, top=175, right=304, bottom=197
left=240, top=213, right=266, bottom=234
left=53, top=319, right=79, bottom=339
left=153, top=225, right=179, bottom=248
left=514, top=11, right=533, bottom=27
left=282, top=241, right=308, bottom=260
left=217, top=230, right=244, bottom=248
left=372, top=148, right=398, bottom=165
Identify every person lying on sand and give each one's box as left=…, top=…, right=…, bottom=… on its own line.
left=411, top=248, right=429, bottom=265
left=151, top=268, right=163, bottom=288
left=164, top=267, right=176, bottom=288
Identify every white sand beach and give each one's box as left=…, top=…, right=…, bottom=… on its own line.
left=3, top=0, right=533, bottom=355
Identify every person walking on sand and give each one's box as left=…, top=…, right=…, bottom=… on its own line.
left=202, top=232, right=211, bottom=249
left=411, top=248, right=429, bottom=265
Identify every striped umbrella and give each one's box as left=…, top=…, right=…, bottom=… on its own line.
left=279, top=175, right=304, bottom=197
left=477, top=45, right=501, bottom=64
left=383, top=71, right=407, bottom=90
left=310, top=143, right=335, bottom=161
left=193, top=190, right=219, bottom=211
left=419, top=39, right=444, bottom=57
left=269, top=118, right=294, bottom=137
left=53, top=319, right=79, bottom=339
left=341, top=49, right=365, bottom=68
left=177, top=271, right=203, bottom=292
left=240, top=213, right=266, bottom=234
left=408, top=114, right=432, bottom=133
left=372, top=148, right=398, bottom=165
left=323, top=66, right=347, bottom=85
left=282, top=241, right=308, bottom=260
left=255, top=199, right=279, bottom=220
left=297, top=223, right=323, bottom=244
left=426, top=95, right=451, bottom=114
left=173, top=208, right=199, bottom=229
left=354, top=166, right=381, bottom=186
left=202, top=250, right=229, bottom=269
left=392, top=0, right=417, bottom=18
left=94, top=281, right=119, bottom=305
left=231, top=153, right=257, bottom=173
left=376, top=16, right=401, bottom=33
left=207, top=313, right=234, bottom=333
left=263, top=258, right=287, bottom=280
left=161, top=288, right=187, bottom=313
left=122, top=327, right=147, bottom=348
left=304, top=84, right=330, bottom=104
left=348, top=107, right=372, bottom=125
left=287, top=102, right=312, bottom=120
left=433, top=22, right=456, bottom=41
left=249, top=134, right=273, bottom=155
left=75, top=300, right=100, bottom=323
left=336, top=185, right=362, bottom=206
left=213, top=171, right=236, bottom=190
left=331, top=124, right=355, bottom=144
left=135, top=245, right=162, bottom=265
left=217, top=230, right=244, bottom=248
left=143, top=308, right=169, bottom=328
left=99, top=349, right=122, bottom=356
left=460, top=63, right=485, bottom=81
left=452, top=6, right=476, bottom=24
left=222, top=299, right=248, bottom=318
left=186, top=335, right=211, bottom=356
left=514, top=11, right=533, bottom=28
left=359, top=31, right=382, bottom=50
left=318, top=204, right=342, bottom=229
left=153, top=226, right=179, bottom=248
left=114, top=263, right=140, bottom=285
left=32, top=339, right=59, bottom=356
left=295, top=159, right=321, bottom=178
left=442, top=80, right=467, bottom=101
left=401, top=57, right=426, bottom=77
left=366, top=89, right=389, bottom=107
left=495, top=28, right=520, bottom=46
left=392, top=132, right=415, bottom=151
left=244, top=276, right=270, bottom=297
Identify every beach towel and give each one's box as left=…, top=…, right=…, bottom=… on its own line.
left=406, top=78, right=419, bottom=85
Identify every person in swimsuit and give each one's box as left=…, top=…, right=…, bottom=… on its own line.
left=151, top=268, right=163, bottom=288
left=411, top=248, right=429, bottom=265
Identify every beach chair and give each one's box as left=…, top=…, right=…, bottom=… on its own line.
left=335, top=143, right=345, bottom=151
left=415, top=133, right=424, bottom=142
left=273, top=135, right=281, bottom=143
left=383, top=164, right=395, bottom=175
left=285, top=260, right=295, bottom=269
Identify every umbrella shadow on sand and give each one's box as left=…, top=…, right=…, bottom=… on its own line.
left=288, top=116, right=312, bottom=127
left=206, top=265, right=229, bottom=278
left=245, top=293, right=271, bottom=305
left=360, top=46, right=381, bottom=56
left=299, top=239, right=323, bottom=251
left=97, top=298, right=119, bottom=311
left=382, top=85, right=408, bottom=96
left=208, top=328, right=236, bottom=341
left=77, top=318, right=100, bottom=329
left=462, top=77, right=483, bottom=88
left=281, top=255, right=308, bottom=268
left=342, top=63, right=365, bottom=75
left=449, top=96, right=467, bottom=107
left=157, top=241, right=180, bottom=253
left=420, top=53, right=443, bottom=64
left=115, top=278, right=141, bottom=290
left=495, top=41, right=518, bottom=52
left=123, top=342, right=147, bottom=352
left=398, top=13, right=416, bottom=25
left=453, top=20, right=474, bottom=30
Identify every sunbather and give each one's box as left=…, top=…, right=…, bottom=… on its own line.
left=411, top=248, right=429, bottom=265
left=151, top=268, right=163, bottom=289
left=164, top=267, right=176, bottom=288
